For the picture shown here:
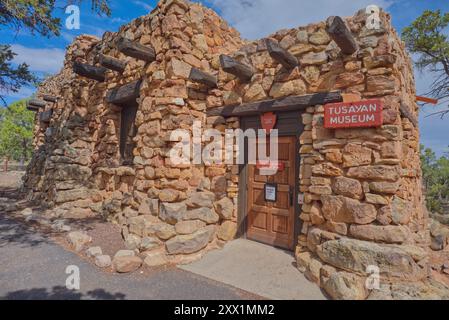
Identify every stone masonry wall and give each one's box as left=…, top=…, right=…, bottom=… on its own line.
left=23, top=0, right=427, bottom=298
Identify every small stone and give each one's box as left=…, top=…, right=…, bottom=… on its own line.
left=185, top=207, right=219, bottom=224
left=166, top=226, right=215, bottom=255
left=300, top=51, right=328, bottom=65
left=113, top=256, right=142, bottom=273
left=95, top=255, right=111, bottom=268
left=269, top=79, right=306, bottom=99
left=159, top=202, right=187, bottom=224
left=20, top=208, right=33, bottom=216
left=217, top=221, right=237, bottom=241
left=143, top=252, right=168, bottom=267
left=391, top=196, right=412, bottom=225
left=67, top=231, right=92, bottom=252
left=113, top=250, right=135, bottom=259
left=86, top=246, right=102, bottom=258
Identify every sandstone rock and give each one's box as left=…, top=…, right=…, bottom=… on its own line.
left=140, top=236, right=162, bottom=251
left=347, top=165, right=399, bottom=181
left=166, top=226, right=215, bottom=254
left=86, top=246, right=102, bottom=258
left=159, top=202, right=186, bottom=224
left=159, top=189, right=179, bottom=202
left=213, top=197, right=234, bottom=220
left=67, top=231, right=92, bottom=252
left=391, top=196, right=412, bottom=225
left=332, top=177, right=363, bottom=199
left=349, top=225, right=410, bottom=244
left=186, top=191, right=215, bottom=208
left=431, top=235, right=445, bottom=251
left=300, top=51, right=328, bottom=65
left=211, top=176, right=227, bottom=195
left=304, top=257, right=322, bottom=284
left=185, top=207, right=219, bottom=224
left=377, top=206, right=392, bottom=225
left=95, top=255, right=111, bottom=268
left=20, top=208, right=33, bottom=216
left=317, top=238, right=425, bottom=281
left=113, top=256, right=142, bottom=273
left=146, top=223, right=177, bottom=240
left=365, top=193, right=389, bottom=205
left=113, top=250, right=135, bottom=259
left=269, top=79, right=306, bottom=99
left=321, top=195, right=377, bottom=225
left=175, top=220, right=206, bottom=235
left=244, top=84, right=267, bottom=102
left=124, top=234, right=142, bottom=250
left=342, top=143, right=372, bottom=167
left=55, top=189, right=90, bottom=204
left=143, top=251, right=168, bottom=267
left=312, top=163, right=342, bottom=177
left=324, top=271, right=368, bottom=300
left=296, top=251, right=312, bottom=272
left=309, top=29, right=330, bottom=45
left=368, top=181, right=400, bottom=194
left=217, top=221, right=237, bottom=241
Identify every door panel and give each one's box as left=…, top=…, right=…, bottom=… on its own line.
left=246, top=136, right=297, bottom=250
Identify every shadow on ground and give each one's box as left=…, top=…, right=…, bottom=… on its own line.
left=1, top=286, right=126, bottom=300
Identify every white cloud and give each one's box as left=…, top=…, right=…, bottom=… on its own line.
left=10, top=45, right=65, bottom=74
left=204, top=0, right=392, bottom=39
left=4, top=86, right=37, bottom=103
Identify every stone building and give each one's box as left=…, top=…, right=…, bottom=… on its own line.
left=23, top=0, right=432, bottom=299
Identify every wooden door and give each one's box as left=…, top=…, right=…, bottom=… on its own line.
left=246, top=136, right=297, bottom=250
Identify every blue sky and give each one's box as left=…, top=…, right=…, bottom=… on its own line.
left=1, top=0, right=448, bottom=156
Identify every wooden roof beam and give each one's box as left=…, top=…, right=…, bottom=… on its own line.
left=117, top=37, right=156, bottom=63
left=106, top=80, right=142, bottom=105
left=99, top=54, right=127, bottom=73
left=189, top=68, right=217, bottom=88
left=73, top=62, right=107, bottom=82
left=207, top=92, right=342, bottom=117
left=43, top=95, right=58, bottom=103
left=265, top=39, right=299, bottom=70
left=326, top=16, right=358, bottom=55
left=219, top=54, right=254, bottom=82
left=28, top=99, right=46, bottom=108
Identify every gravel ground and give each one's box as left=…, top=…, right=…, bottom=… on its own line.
left=0, top=171, right=263, bottom=300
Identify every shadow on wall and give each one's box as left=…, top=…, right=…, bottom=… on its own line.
left=1, top=286, right=126, bottom=300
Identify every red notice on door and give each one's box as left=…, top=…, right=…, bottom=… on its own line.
left=324, top=99, right=383, bottom=129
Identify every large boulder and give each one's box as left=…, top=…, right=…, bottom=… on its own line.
left=186, top=191, right=215, bottom=208
left=323, top=271, right=368, bottom=300
left=166, top=226, right=215, bottom=254
left=159, top=202, right=186, bottom=224
left=332, top=177, right=363, bottom=199
left=321, top=195, right=377, bottom=224
left=217, top=221, right=237, bottom=241
left=213, top=197, right=234, bottom=220
left=185, top=207, right=219, bottom=224
left=316, top=238, right=426, bottom=281
left=113, top=256, right=142, bottom=273
left=349, top=225, right=411, bottom=244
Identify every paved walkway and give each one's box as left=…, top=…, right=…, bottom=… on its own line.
left=180, top=239, right=326, bottom=300
left=0, top=214, right=258, bottom=300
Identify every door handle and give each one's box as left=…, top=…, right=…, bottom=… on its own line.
left=289, top=187, right=293, bottom=207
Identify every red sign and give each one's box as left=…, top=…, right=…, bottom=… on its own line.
left=256, top=161, right=285, bottom=171
left=324, top=99, right=383, bottom=129
left=260, top=112, right=277, bottom=133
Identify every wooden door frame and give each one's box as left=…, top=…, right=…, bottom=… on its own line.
left=237, top=111, right=303, bottom=251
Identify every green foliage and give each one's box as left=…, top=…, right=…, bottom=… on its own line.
left=0, top=45, right=37, bottom=106
left=0, top=0, right=111, bottom=105
left=0, top=99, right=35, bottom=162
left=420, top=144, right=449, bottom=214
left=402, top=10, right=449, bottom=117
